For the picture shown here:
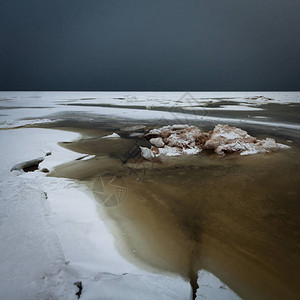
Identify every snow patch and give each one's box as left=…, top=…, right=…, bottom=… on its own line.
left=81, top=154, right=96, bottom=161
left=196, top=270, right=241, bottom=300
left=0, top=118, right=56, bottom=129
left=102, top=133, right=120, bottom=138
left=0, top=128, right=192, bottom=300
left=150, top=137, right=165, bottom=148
left=140, top=146, right=155, bottom=160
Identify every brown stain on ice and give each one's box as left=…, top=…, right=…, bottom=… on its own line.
left=50, top=131, right=300, bottom=300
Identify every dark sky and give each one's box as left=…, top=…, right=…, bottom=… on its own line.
left=1, top=0, right=300, bottom=91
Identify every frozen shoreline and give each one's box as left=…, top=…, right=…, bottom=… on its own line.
left=0, top=128, right=193, bottom=300
left=0, top=127, right=240, bottom=300
left=1, top=91, right=299, bottom=299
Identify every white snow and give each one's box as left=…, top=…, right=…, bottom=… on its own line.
left=184, top=105, right=264, bottom=111
left=140, top=146, right=155, bottom=160
left=277, top=143, right=291, bottom=149
left=158, top=145, right=182, bottom=156
left=182, top=148, right=201, bottom=155
left=102, top=133, right=121, bottom=138
left=0, top=118, right=56, bottom=128
left=0, top=129, right=81, bottom=299
left=149, top=137, right=165, bottom=148
left=196, top=270, right=241, bottom=300
left=1, top=91, right=299, bottom=130
left=0, top=128, right=191, bottom=300
left=144, top=125, right=207, bottom=158
left=1, top=91, right=299, bottom=299
left=204, top=124, right=290, bottom=155
left=143, top=124, right=290, bottom=158
left=80, top=154, right=96, bottom=161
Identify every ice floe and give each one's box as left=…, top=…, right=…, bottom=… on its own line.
left=141, top=124, right=290, bottom=158
left=0, top=118, right=56, bottom=129
left=102, top=133, right=121, bottom=138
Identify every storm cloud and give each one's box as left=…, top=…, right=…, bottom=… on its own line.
left=0, top=0, right=299, bottom=90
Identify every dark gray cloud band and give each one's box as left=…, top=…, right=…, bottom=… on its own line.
left=1, top=0, right=299, bottom=90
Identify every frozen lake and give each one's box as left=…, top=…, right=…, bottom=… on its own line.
left=0, top=91, right=299, bottom=300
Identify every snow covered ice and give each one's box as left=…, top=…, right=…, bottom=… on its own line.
left=141, top=124, right=290, bottom=159
left=0, top=128, right=192, bottom=300
left=0, top=91, right=299, bottom=300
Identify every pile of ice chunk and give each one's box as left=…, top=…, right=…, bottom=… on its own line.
left=141, top=124, right=290, bottom=159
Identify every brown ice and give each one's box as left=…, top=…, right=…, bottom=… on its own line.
left=50, top=123, right=300, bottom=300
